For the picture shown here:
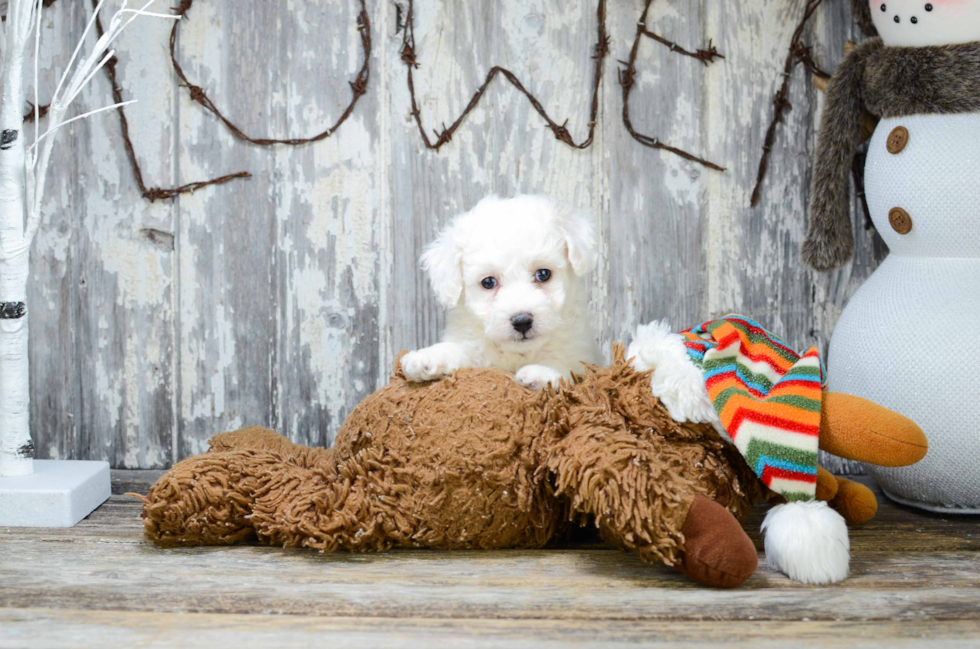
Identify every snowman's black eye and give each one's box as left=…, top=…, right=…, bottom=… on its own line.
left=925, top=3, right=933, bottom=11
left=911, top=16, right=918, bottom=23
left=894, top=15, right=900, bottom=22
left=880, top=3, right=886, bottom=10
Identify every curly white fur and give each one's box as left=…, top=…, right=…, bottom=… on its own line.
left=762, top=501, right=850, bottom=584
left=626, top=320, right=727, bottom=439
left=402, top=195, right=600, bottom=390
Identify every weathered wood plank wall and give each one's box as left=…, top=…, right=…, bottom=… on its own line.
left=26, top=0, right=882, bottom=470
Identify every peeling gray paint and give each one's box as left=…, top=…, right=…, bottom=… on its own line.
left=26, top=0, right=880, bottom=473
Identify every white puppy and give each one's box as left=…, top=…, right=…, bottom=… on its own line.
left=402, top=195, right=600, bottom=390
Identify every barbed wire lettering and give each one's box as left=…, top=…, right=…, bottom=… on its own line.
left=400, top=0, right=608, bottom=151
left=619, top=0, right=725, bottom=171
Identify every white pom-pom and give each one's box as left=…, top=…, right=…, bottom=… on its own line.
left=761, top=500, right=850, bottom=584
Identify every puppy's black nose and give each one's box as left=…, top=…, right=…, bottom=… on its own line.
left=511, top=313, right=534, bottom=335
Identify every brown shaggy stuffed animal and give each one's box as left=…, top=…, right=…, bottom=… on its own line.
left=140, top=346, right=924, bottom=588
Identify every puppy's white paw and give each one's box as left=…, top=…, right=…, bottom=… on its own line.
left=514, top=365, right=564, bottom=391
left=402, top=348, right=459, bottom=382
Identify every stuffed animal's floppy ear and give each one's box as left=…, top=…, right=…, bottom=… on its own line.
left=852, top=0, right=878, bottom=37
left=420, top=221, right=463, bottom=307
left=556, top=205, right=597, bottom=276
left=803, top=40, right=873, bottom=271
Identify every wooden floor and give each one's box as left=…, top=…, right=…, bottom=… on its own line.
left=2, top=472, right=978, bottom=648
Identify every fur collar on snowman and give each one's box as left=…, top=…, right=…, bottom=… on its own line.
left=803, top=0, right=980, bottom=271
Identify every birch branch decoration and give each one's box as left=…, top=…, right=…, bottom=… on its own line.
left=0, top=0, right=177, bottom=477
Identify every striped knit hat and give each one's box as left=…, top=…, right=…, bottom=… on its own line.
left=679, top=316, right=824, bottom=502
left=628, top=316, right=851, bottom=583
left=670, top=315, right=848, bottom=584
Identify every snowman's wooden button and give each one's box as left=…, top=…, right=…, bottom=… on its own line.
left=886, top=126, right=909, bottom=154
left=888, top=207, right=913, bottom=234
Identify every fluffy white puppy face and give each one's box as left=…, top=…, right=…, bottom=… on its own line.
left=421, top=195, right=596, bottom=354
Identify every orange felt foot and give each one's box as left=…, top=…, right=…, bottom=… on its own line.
left=816, top=465, right=839, bottom=502
left=829, top=476, right=878, bottom=525
left=819, top=392, right=928, bottom=467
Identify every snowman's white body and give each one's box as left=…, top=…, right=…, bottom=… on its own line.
left=828, top=112, right=980, bottom=512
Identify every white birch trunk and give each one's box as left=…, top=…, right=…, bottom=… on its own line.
left=0, top=0, right=173, bottom=476
left=0, top=36, right=32, bottom=477
left=0, top=251, right=31, bottom=477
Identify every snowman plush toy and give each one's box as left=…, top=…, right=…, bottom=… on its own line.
left=803, top=0, right=980, bottom=512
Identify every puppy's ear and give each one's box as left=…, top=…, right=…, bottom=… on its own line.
left=420, top=221, right=463, bottom=307
left=557, top=206, right=597, bottom=276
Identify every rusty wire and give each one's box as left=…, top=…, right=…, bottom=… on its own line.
left=749, top=0, right=830, bottom=207
left=637, top=29, right=722, bottom=67
left=92, top=0, right=249, bottom=201
left=23, top=102, right=48, bottom=122
left=400, top=0, right=608, bottom=151
left=620, top=0, right=725, bottom=171
left=170, top=0, right=371, bottom=147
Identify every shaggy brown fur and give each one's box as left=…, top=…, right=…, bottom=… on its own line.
left=804, top=39, right=980, bottom=270
left=139, top=344, right=928, bottom=587
left=141, top=346, right=763, bottom=569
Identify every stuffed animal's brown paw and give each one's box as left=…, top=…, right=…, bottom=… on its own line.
left=141, top=452, right=258, bottom=547
left=676, top=495, right=758, bottom=588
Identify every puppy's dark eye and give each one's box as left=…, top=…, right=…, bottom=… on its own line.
left=535, top=269, right=552, bottom=283
left=481, top=277, right=497, bottom=290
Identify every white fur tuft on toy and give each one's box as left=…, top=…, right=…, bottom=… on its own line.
left=626, top=320, right=723, bottom=433
left=762, top=501, right=850, bottom=585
